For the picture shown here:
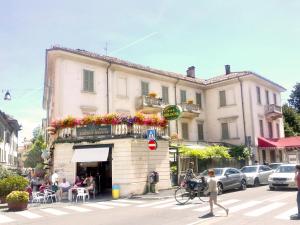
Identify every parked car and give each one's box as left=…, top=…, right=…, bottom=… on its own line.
left=240, top=165, right=273, bottom=186
left=201, top=167, right=247, bottom=195
left=269, top=163, right=284, bottom=172
left=268, top=164, right=297, bottom=190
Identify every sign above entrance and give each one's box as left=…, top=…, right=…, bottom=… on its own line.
left=162, top=105, right=182, bottom=120
left=76, top=125, right=112, bottom=137
left=148, top=140, right=157, bottom=151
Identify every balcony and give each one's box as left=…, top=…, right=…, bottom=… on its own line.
left=179, top=103, right=201, bottom=118
left=265, top=104, right=283, bottom=120
left=136, top=95, right=165, bottom=114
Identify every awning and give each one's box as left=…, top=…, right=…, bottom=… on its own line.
left=71, top=147, right=109, bottom=162
left=258, top=137, right=300, bottom=148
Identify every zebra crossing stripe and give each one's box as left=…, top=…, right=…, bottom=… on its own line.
left=16, top=211, right=42, bottom=219
left=193, top=199, right=240, bottom=212
left=84, top=203, right=113, bottom=209
left=41, top=208, right=69, bottom=215
left=97, top=202, right=130, bottom=207
left=65, top=205, right=92, bottom=212
left=137, top=199, right=174, bottom=208
left=112, top=199, right=145, bottom=204
left=172, top=203, right=200, bottom=210
left=228, top=201, right=262, bottom=213
left=275, top=207, right=298, bottom=220
left=0, top=214, right=14, bottom=223
left=153, top=201, right=177, bottom=209
left=244, top=202, right=285, bottom=217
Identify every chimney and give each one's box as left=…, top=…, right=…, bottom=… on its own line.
left=186, top=66, right=195, bottom=78
left=225, top=65, right=231, bottom=75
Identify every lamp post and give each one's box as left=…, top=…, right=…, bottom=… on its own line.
left=2, top=90, right=11, bottom=101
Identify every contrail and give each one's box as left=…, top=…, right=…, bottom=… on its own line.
left=110, top=32, right=158, bottom=54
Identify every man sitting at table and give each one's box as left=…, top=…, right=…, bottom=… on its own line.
left=83, top=175, right=95, bottom=191
left=58, top=178, right=71, bottom=201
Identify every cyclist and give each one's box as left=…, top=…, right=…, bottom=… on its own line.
left=186, top=162, right=198, bottom=193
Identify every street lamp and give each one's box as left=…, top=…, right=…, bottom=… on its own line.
left=4, top=90, right=11, bottom=100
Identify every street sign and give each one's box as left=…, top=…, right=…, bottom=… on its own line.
left=162, top=105, right=182, bottom=120
left=147, top=129, right=156, bottom=140
left=148, top=140, right=157, bottom=151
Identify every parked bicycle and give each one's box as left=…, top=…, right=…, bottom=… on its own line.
left=175, top=175, right=209, bottom=204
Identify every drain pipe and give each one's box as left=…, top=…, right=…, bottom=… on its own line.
left=106, top=62, right=112, bottom=114
left=238, top=77, right=247, bottom=145
left=174, top=79, right=180, bottom=135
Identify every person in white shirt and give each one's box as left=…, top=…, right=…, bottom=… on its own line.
left=204, top=169, right=229, bottom=217
left=58, top=178, right=71, bottom=201
left=51, top=170, right=59, bottom=185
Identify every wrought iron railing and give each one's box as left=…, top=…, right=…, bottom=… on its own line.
left=179, top=103, right=201, bottom=113
left=141, top=95, right=165, bottom=107
left=265, top=104, right=282, bottom=115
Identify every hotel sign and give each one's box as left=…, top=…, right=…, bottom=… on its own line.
left=76, top=125, right=112, bottom=137
left=162, top=105, right=182, bottom=120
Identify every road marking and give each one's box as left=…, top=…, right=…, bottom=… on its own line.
left=112, top=199, right=145, bottom=204
left=65, top=205, right=92, bottom=212
left=0, top=214, right=14, bottom=223
left=244, top=202, right=285, bottom=217
left=41, top=208, right=69, bottom=215
left=275, top=207, right=298, bottom=220
left=16, top=211, right=42, bottom=219
left=153, top=201, right=177, bottom=208
left=193, top=199, right=240, bottom=212
left=172, top=203, right=201, bottom=210
left=84, top=203, right=113, bottom=209
left=268, top=192, right=295, bottom=202
left=137, top=199, right=174, bottom=208
left=228, top=200, right=262, bottom=213
left=97, top=202, right=130, bottom=207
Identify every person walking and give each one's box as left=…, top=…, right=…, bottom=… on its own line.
left=294, top=165, right=300, bottom=218
left=204, top=169, right=229, bottom=217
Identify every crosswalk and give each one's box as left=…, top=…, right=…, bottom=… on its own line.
left=0, top=196, right=298, bottom=224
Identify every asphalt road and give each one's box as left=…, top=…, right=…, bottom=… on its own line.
left=0, top=186, right=298, bottom=225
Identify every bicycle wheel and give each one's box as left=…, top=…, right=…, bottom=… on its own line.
left=175, top=187, right=190, bottom=205
left=198, top=186, right=209, bottom=202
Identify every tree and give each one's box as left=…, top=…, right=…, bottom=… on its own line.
left=288, top=83, right=300, bottom=113
left=229, top=145, right=251, bottom=160
left=282, top=104, right=300, bottom=136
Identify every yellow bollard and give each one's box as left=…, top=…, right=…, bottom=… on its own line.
left=112, top=184, right=120, bottom=199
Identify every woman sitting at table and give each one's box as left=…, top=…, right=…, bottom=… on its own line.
left=74, top=176, right=83, bottom=187
left=83, top=175, right=95, bottom=191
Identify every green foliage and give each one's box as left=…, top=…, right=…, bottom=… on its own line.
left=229, top=145, right=251, bottom=160
left=180, top=145, right=231, bottom=159
left=288, top=83, right=300, bottom=113
left=6, top=191, right=29, bottom=204
left=0, top=165, right=15, bottom=179
left=0, top=176, right=29, bottom=198
left=170, top=165, right=177, bottom=174
left=282, top=104, right=300, bottom=137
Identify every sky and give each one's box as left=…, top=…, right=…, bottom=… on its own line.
left=0, top=0, right=299, bottom=144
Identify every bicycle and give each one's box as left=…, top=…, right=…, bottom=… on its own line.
left=174, top=176, right=209, bottom=205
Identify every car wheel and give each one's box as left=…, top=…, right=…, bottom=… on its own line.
left=254, top=178, right=260, bottom=187
left=217, top=182, right=223, bottom=195
left=240, top=179, right=247, bottom=190
left=269, top=186, right=275, bottom=191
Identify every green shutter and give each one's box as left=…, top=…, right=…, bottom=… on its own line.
left=181, top=123, right=189, bottom=140
left=180, top=90, right=186, bottom=103
left=221, top=123, right=229, bottom=139
left=83, top=70, right=89, bottom=91
left=89, top=71, right=94, bottom=92
left=256, top=87, right=261, bottom=104
left=219, top=91, right=226, bottom=107
left=196, top=93, right=202, bottom=108
left=162, top=86, right=169, bottom=104
left=197, top=123, right=204, bottom=140
left=141, top=81, right=149, bottom=96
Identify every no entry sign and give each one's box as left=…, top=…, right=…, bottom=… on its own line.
left=148, top=140, right=157, bottom=151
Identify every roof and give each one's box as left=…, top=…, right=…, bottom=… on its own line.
left=258, top=136, right=300, bottom=148
left=0, top=110, right=21, bottom=131
left=46, top=46, right=286, bottom=90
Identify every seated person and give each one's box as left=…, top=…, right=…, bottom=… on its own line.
left=74, top=176, right=83, bottom=187
left=58, top=178, right=71, bottom=200
left=39, top=181, right=50, bottom=193
left=83, top=175, right=95, bottom=191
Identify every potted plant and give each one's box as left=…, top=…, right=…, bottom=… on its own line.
left=148, top=92, right=157, bottom=98
left=0, top=175, right=29, bottom=203
left=6, top=191, right=29, bottom=211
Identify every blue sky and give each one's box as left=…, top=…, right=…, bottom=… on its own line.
left=0, top=0, right=299, bottom=142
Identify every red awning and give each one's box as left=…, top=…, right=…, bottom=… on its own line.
left=258, top=136, right=300, bottom=148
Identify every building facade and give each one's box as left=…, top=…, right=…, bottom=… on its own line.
left=43, top=46, right=286, bottom=195
left=0, top=111, right=21, bottom=169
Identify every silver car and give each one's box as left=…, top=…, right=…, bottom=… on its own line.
left=241, top=165, right=273, bottom=186
left=268, top=164, right=297, bottom=190
left=201, top=167, right=247, bottom=194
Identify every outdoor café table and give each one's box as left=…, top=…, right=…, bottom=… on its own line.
left=68, top=187, right=87, bottom=201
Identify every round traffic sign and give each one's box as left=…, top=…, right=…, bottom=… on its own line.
left=148, top=140, right=157, bottom=151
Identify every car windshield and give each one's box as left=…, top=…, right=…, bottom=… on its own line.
left=241, top=166, right=257, bottom=173
left=275, top=166, right=295, bottom=173
left=201, top=168, right=223, bottom=176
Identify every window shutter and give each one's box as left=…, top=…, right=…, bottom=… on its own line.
left=268, top=122, right=273, bottom=138
left=259, top=120, right=264, bottom=137
left=256, top=87, right=261, bottom=104
left=219, top=91, right=226, bottom=107
left=141, top=81, right=149, bottom=96
left=162, top=86, right=169, bottom=104
left=273, top=93, right=277, bottom=105
left=197, top=123, right=204, bottom=140
left=181, top=123, right=189, bottom=140
left=180, top=90, right=186, bottom=103
left=265, top=90, right=269, bottom=105
left=83, top=70, right=89, bottom=91
left=89, top=71, right=94, bottom=92
left=276, top=123, right=280, bottom=138
left=221, top=123, right=229, bottom=139
left=196, top=93, right=202, bottom=108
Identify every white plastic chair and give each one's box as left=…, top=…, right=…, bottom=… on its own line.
left=32, top=192, right=45, bottom=204
left=44, top=189, right=57, bottom=203
left=76, top=188, right=89, bottom=203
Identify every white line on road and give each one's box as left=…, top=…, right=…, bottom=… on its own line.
left=16, top=211, right=42, bottom=219
left=84, top=203, right=113, bottom=209
left=193, top=199, right=240, bottom=212
left=41, top=208, right=69, bottom=216
left=64, top=205, right=92, bottom=212
left=137, top=199, right=174, bottom=208
left=268, top=192, right=295, bottom=202
left=172, top=203, right=201, bottom=210
left=97, top=202, right=130, bottom=207
left=0, top=214, right=14, bottom=223
left=153, top=201, right=177, bottom=208
left=112, top=199, right=145, bottom=204
left=228, top=200, right=262, bottom=213
left=275, top=207, right=298, bottom=220
left=244, top=202, right=285, bottom=217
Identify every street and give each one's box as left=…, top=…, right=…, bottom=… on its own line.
left=0, top=186, right=298, bottom=225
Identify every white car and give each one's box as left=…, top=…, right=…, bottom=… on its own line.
left=268, top=164, right=297, bottom=190
left=240, top=165, right=273, bottom=186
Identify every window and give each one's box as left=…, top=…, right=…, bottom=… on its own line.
left=256, top=87, right=261, bottom=104
left=197, top=123, right=204, bottom=141
left=265, top=90, right=269, bottom=105
left=141, top=81, right=149, bottom=96
left=221, top=123, right=229, bottom=139
left=83, top=69, right=94, bottom=92
left=181, top=123, right=189, bottom=140
left=228, top=121, right=238, bottom=138
left=180, top=90, right=186, bottom=103
left=162, top=86, right=169, bottom=104
left=219, top=90, right=226, bottom=107
left=276, top=123, right=280, bottom=138
left=196, top=93, right=202, bottom=108
left=259, top=120, right=264, bottom=137
left=117, top=77, right=127, bottom=97
left=273, top=93, right=277, bottom=105
left=268, top=122, right=273, bottom=138
left=262, top=150, right=266, bottom=161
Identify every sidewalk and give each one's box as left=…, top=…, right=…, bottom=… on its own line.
left=131, top=187, right=177, bottom=200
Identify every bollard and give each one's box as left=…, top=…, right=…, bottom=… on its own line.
left=112, top=184, right=120, bottom=199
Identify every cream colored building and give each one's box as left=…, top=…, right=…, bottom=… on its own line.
left=43, top=46, right=285, bottom=195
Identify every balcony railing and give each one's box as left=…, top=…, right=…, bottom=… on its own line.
left=136, top=95, right=165, bottom=114
left=265, top=104, right=282, bottom=120
left=179, top=103, right=201, bottom=118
